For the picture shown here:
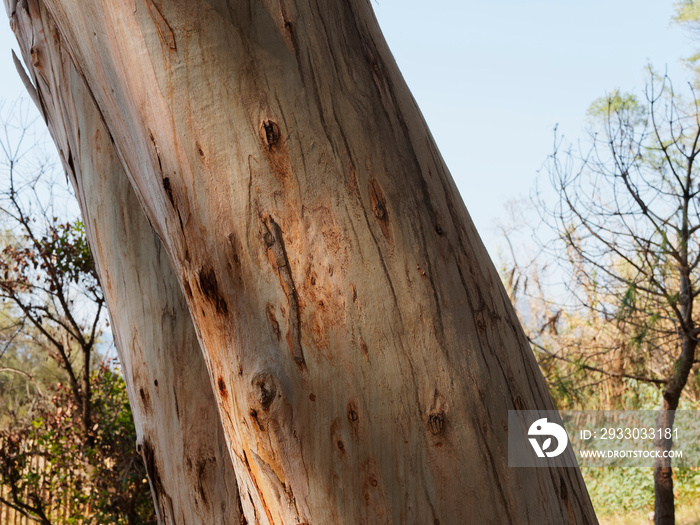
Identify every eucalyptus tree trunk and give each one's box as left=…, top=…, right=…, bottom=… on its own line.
left=6, top=0, right=598, bottom=523
left=6, top=2, right=242, bottom=522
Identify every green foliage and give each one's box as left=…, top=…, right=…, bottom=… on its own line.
left=583, top=467, right=700, bottom=520
left=0, top=342, right=63, bottom=425
left=1, top=216, right=100, bottom=303
left=0, top=363, right=155, bottom=524
left=583, top=468, right=655, bottom=513
left=587, top=89, right=646, bottom=127
left=673, top=1, right=700, bottom=81
left=0, top=200, right=152, bottom=522
left=89, top=367, right=154, bottom=524
left=39, top=219, right=96, bottom=287
left=674, top=0, right=700, bottom=23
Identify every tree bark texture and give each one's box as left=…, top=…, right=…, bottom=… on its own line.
left=6, top=0, right=599, bottom=523
left=654, top=408, right=676, bottom=525
left=6, top=2, right=242, bottom=523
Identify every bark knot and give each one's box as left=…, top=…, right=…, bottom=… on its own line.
left=252, top=372, right=277, bottom=410
left=261, top=120, right=281, bottom=149
left=347, top=404, right=359, bottom=423
left=428, top=411, right=445, bottom=435
left=368, top=178, right=392, bottom=243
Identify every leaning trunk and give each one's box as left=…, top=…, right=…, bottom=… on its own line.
left=7, top=2, right=242, bottom=521
left=7, top=0, right=598, bottom=523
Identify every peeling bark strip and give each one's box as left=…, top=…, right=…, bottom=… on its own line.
left=263, top=217, right=304, bottom=367
left=12, top=50, right=42, bottom=115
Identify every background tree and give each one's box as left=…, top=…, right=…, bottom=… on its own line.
left=674, top=0, right=700, bottom=81
left=530, top=75, right=700, bottom=525
left=499, top=242, right=666, bottom=412
left=0, top=103, right=104, bottom=442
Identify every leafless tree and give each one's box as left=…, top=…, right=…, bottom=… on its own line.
left=0, top=102, right=106, bottom=444
left=540, top=72, right=700, bottom=525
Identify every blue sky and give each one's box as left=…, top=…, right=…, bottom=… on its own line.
left=372, top=0, right=692, bottom=258
left=0, top=1, right=693, bottom=260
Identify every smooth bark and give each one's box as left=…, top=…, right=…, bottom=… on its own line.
left=6, top=0, right=598, bottom=523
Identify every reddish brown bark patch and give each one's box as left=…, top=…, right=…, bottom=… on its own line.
left=227, top=231, right=244, bottom=286
left=279, top=4, right=297, bottom=52
left=142, top=439, right=171, bottom=520
left=513, top=393, right=526, bottom=411
left=359, top=338, right=369, bottom=362
left=267, top=304, right=281, bottom=340
left=182, top=276, right=193, bottom=299
left=259, top=119, right=291, bottom=182
left=139, top=386, right=151, bottom=412
left=198, top=266, right=229, bottom=315
left=146, top=0, right=176, bottom=50
left=262, top=217, right=305, bottom=367
left=249, top=408, right=264, bottom=431
left=218, top=376, right=228, bottom=399
left=195, top=458, right=210, bottom=506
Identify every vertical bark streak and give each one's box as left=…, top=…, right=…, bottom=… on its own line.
left=262, top=216, right=305, bottom=367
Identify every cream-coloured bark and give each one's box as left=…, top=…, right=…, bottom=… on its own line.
left=7, top=0, right=598, bottom=523
left=5, top=1, right=242, bottom=522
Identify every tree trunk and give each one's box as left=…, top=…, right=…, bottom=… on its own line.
left=6, top=2, right=242, bottom=522
left=6, top=0, right=599, bottom=523
left=654, top=407, right=675, bottom=525
left=655, top=329, right=696, bottom=525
